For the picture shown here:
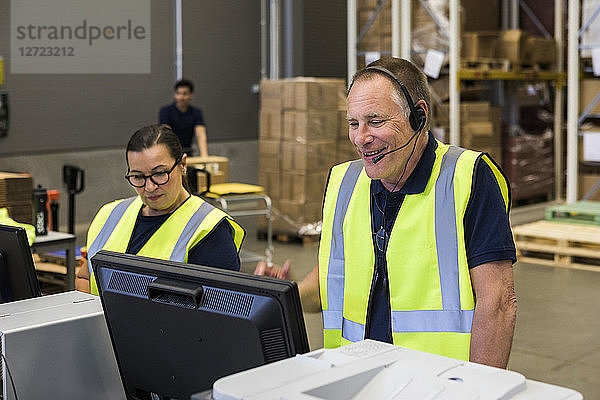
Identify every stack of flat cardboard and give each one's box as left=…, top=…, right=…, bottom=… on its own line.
left=0, top=172, right=33, bottom=224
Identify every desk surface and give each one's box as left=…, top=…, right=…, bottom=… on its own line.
left=33, top=231, right=76, bottom=244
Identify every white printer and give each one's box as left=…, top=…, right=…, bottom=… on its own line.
left=205, top=340, right=582, bottom=400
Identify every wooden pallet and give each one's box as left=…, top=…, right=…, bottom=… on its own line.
left=460, top=57, right=510, bottom=72
left=513, top=220, right=600, bottom=272
left=545, top=201, right=600, bottom=226
left=257, top=228, right=320, bottom=246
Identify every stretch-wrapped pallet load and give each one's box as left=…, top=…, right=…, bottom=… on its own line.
left=503, top=128, right=554, bottom=203
left=0, top=172, right=34, bottom=225
left=259, top=78, right=346, bottom=237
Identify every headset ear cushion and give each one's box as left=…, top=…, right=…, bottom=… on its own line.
left=409, top=107, right=426, bottom=131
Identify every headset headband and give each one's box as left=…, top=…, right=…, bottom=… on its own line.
left=349, top=65, right=418, bottom=115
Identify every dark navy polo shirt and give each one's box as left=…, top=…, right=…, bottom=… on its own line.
left=126, top=211, right=240, bottom=272
left=365, top=131, right=516, bottom=343
left=158, top=103, right=205, bottom=149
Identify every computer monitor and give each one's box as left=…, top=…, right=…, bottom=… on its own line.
left=91, top=250, right=310, bottom=400
left=0, top=224, right=41, bottom=303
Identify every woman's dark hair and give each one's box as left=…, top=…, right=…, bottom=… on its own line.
left=126, top=124, right=191, bottom=191
left=126, top=124, right=183, bottom=165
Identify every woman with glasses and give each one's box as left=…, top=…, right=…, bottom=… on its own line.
left=76, top=124, right=245, bottom=294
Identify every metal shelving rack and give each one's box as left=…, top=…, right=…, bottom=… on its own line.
left=347, top=0, right=567, bottom=202
left=567, top=0, right=600, bottom=203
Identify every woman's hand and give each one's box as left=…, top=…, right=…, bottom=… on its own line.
left=254, top=260, right=291, bottom=280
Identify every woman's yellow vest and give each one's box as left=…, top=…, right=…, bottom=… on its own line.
left=318, top=141, right=510, bottom=361
left=86, top=195, right=245, bottom=295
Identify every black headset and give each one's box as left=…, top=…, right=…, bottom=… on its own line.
left=351, top=65, right=427, bottom=132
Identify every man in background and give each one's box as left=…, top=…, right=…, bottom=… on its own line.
left=159, top=79, right=208, bottom=157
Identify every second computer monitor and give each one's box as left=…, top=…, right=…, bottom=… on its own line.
left=92, top=250, right=309, bottom=400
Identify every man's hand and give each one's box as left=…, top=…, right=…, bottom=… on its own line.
left=254, top=260, right=291, bottom=280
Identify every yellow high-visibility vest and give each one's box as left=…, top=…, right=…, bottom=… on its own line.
left=318, top=141, right=509, bottom=360
left=86, top=195, right=245, bottom=295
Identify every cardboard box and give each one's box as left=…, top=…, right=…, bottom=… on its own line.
left=260, top=79, right=284, bottom=110
left=462, top=121, right=496, bottom=143
left=187, top=156, right=228, bottom=180
left=336, top=140, right=358, bottom=164
left=461, top=31, right=499, bottom=59
left=258, top=171, right=281, bottom=201
left=461, top=101, right=492, bottom=121
left=278, top=200, right=323, bottom=223
left=580, top=79, right=600, bottom=116
left=281, top=141, right=336, bottom=172
left=338, top=111, right=349, bottom=139
left=579, top=173, right=600, bottom=201
left=283, top=110, right=338, bottom=143
left=282, top=78, right=345, bottom=111
left=195, top=170, right=226, bottom=193
left=280, top=171, right=328, bottom=203
left=259, top=110, right=282, bottom=140
left=439, top=102, right=492, bottom=123
left=524, top=36, right=556, bottom=65
left=258, top=140, right=281, bottom=172
left=497, top=29, right=528, bottom=64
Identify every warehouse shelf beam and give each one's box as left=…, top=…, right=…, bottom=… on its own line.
left=348, top=0, right=357, bottom=83
left=567, top=0, right=580, bottom=203
left=261, top=0, right=268, bottom=79
left=400, top=0, right=411, bottom=59
left=449, top=0, right=460, bottom=146
left=175, top=0, right=182, bottom=81
left=554, top=0, right=564, bottom=200
left=269, top=0, right=281, bottom=80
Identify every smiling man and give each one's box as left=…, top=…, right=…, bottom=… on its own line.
left=256, top=57, right=517, bottom=369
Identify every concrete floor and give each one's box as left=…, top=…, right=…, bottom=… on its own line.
left=237, top=202, right=600, bottom=400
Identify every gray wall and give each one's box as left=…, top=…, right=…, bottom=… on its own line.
left=181, top=0, right=261, bottom=142
left=0, top=0, right=175, bottom=154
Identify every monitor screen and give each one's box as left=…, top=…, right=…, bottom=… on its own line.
left=0, top=224, right=41, bottom=303
left=91, top=250, right=310, bottom=400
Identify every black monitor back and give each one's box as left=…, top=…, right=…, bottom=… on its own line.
left=92, top=250, right=309, bottom=400
left=0, top=224, right=41, bottom=303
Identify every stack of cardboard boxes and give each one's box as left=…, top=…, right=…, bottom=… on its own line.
left=461, top=29, right=556, bottom=68
left=0, top=172, right=34, bottom=225
left=435, top=102, right=502, bottom=163
left=259, top=78, right=348, bottom=235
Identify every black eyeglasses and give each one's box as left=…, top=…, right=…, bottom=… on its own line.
left=125, top=158, right=182, bottom=188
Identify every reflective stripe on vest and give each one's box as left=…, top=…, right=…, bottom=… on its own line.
left=322, top=160, right=363, bottom=340
left=87, top=196, right=136, bottom=276
left=323, top=146, right=473, bottom=342
left=170, top=201, right=215, bottom=261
